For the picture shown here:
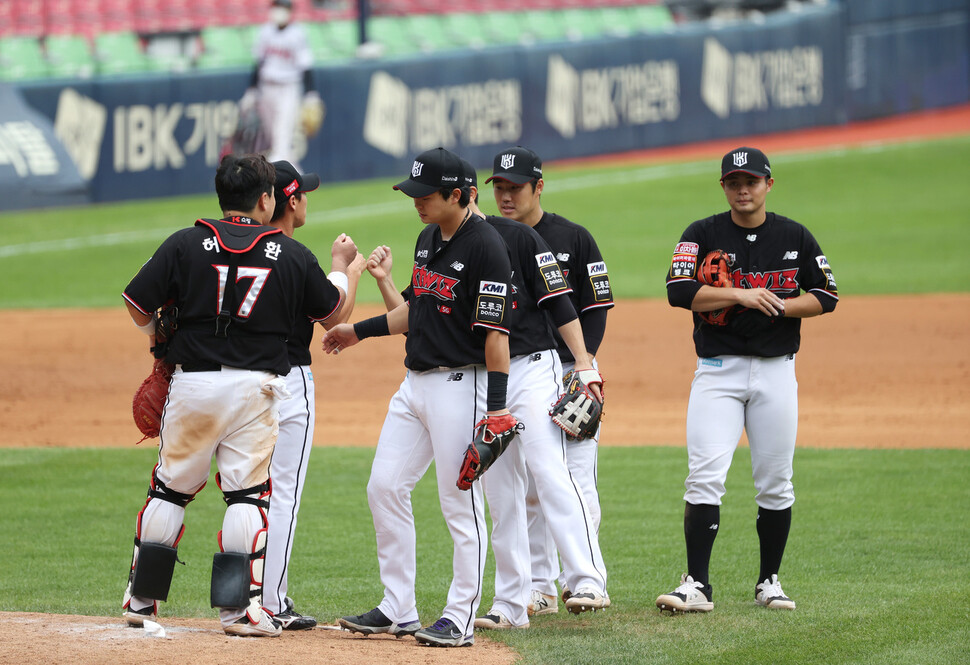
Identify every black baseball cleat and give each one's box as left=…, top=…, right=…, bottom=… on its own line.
left=414, top=617, right=474, bottom=647
left=275, top=597, right=317, bottom=630
left=338, top=607, right=421, bottom=637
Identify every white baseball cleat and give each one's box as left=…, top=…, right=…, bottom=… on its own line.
left=123, top=605, right=156, bottom=627
left=224, top=610, right=282, bottom=637
left=564, top=586, right=609, bottom=614
left=527, top=589, right=558, bottom=616
left=755, top=574, right=796, bottom=610
left=656, top=574, right=714, bottom=613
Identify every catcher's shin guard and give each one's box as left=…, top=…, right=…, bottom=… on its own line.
left=212, top=478, right=271, bottom=619
left=131, top=542, right=179, bottom=601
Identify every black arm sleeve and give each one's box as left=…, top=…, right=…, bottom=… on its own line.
left=667, top=279, right=702, bottom=310
left=541, top=293, right=578, bottom=328
left=302, top=69, right=315, bottom=94
left=580, top=307, right=608, bottom=356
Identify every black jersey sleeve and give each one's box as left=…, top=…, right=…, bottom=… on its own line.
left=518, top=225, right=571, bottom=305
left=798, top=227, right=839, bottom=313
left=666, top=224, right=705, bottom=310
left=123, top=229, right=189, bottom=314
left=297, top=243, right=343, bottom=322
left=470, top=223, right=513, bottom=334
left=574, top=227, right=614, bottom=313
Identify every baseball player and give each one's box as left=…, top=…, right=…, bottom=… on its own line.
left=121, top=154, right=348, bottom=636
left=323, top=147, right=514, bottom=648
left=362, top=159, right=610, bottom=631
left=261, top=160, right=365, bottom=630
left=656, top=147, right=838, bottom=613
left=487, top=146, right=614, bottom=614
left=243, top=0, right=319, bottom=165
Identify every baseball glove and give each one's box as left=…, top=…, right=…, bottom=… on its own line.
left=151, top=303, right=178, bottom=359
left=697, top=249, right=734, bottom=326
left=132, top=358, right=174, bottom=442
left=549, top=368, right=604, bottom=441
left=457, top=413, right=520, bottom=490
left=300, top=95, right=325, bottom=137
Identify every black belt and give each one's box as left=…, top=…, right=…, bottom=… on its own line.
left=180, top=361, right=222, bottom=372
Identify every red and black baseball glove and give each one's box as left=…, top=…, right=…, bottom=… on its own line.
left=696, top=249, right=734, bottom=326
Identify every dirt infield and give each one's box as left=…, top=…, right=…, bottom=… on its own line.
left=2, top=104, right=969, bottom=664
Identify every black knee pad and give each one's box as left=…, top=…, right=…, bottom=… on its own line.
left=131, top=542, right=178, bottom=601
left=210, top=551, right=251, bottom=609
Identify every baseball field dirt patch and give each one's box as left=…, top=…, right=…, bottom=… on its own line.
left=2, top=104, right=968, bottom=664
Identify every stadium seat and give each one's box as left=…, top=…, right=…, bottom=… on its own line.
left=45, top=33, right=97, bottom=79
left=367, top=15, right=420, bottom=57
left=196, top=26, right=255, bottom=70
left=0, top=36, right=50, bottom=80
left=480, top=12, right=529, bottom=46
left=521, top=10, right=568, bottom=43
left=405, top=14, right=461, bottom=53
left=441, top=13, right=489, bottom=49
left=325, top=19, right=362, bottom=58
left=94, top=31, right=151, bottom=75
left=560, top=8, right=608, bottom=41
left=625, top=4, right=676, bottom=33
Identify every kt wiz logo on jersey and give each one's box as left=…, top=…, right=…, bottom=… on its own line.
left=412, top=264, right=459, bottom=300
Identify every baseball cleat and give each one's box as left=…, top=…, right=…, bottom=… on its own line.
left=338, top=607, right=420, bottom=637
left=276, top=597, right=317, bottom=630
left=755, top=574, right=796, bottom=610
left=224, top=610, right=282, bottom=637
left=656, top=574, right=714, bottom=613
left=527, top=589, right=558, bottom=616
left=564, top=586, right=609, bottom=614
left=123, top=604, right=156, bottom=627
left=560, top=585, right=572, bottom=603
left=414, top=617, right=474, bottom=647
left=474, top=610, right=528, bottom=630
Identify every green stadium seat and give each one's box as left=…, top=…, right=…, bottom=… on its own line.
left=45, top=34, right=97, bottom=79
left=94, top=31, right=151, bottom=76
left=0, top=36, right=49, bottom=81
left=481, top=12, right=529, bottom=46
left=625, top=4, right=676, bottom=33
left=595, top=7, right=636, bottom=39
left=560, top=8, right=608, bottom=41
left=196, top=26, right=254, bottom=70
left=521, top=10, right=568, bottom=44
left=305, top=20, right=356, bottom=62
left=405, top=14, right=461, bottom=53
left=367, top=16, right=420, bottom=57
left=323, top=19, right=360, bottom=59
left=441, top=13, right=489, bottom=50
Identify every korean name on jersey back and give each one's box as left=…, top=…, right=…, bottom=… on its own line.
left=536, top=252, right=567, bottom=291
left=587, top=261, right=611, bottom=302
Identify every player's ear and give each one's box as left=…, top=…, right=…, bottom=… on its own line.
left=534, top=178, right=544, bottom=196
left=765, top=177, right=774, bottom=192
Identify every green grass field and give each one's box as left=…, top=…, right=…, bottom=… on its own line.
left=1, top=137, right=969, bottom=663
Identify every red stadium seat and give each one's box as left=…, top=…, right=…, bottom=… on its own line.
left=12, top=2, right=46, bottom=36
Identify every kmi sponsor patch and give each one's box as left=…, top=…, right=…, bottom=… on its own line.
left=587, top=261, right=611, bottom=302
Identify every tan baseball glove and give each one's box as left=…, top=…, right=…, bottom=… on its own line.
left=300, top=95, right=326, bottom=137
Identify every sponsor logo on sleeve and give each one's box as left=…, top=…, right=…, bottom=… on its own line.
left=815, top=255, right=830, bottom=269
left=535, top=251, right=556, bottom=267
left=587, top=261, right=607, bottom=276
left=479, top=280, right=507, bottom=296
left=675, top=242, right=699, bottom=256
left=540, top=264, right=567, bottom=291
left=476, top=295, right=505, bottom=324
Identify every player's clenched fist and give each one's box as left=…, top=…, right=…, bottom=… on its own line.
left=321, top=323, right=359, bottom=355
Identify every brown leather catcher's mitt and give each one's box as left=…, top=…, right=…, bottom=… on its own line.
left=697, top=249, right=734, bottom=326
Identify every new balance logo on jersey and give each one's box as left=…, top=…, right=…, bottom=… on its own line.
left=529, top=353, right=542, bottom=362
left=783, top=251, right=799, bottom=260
left=709, top=523, right=719, bottom=530
left=417, top=250, right=429, bottom=258
left=447, top=372, right=464, bottom=381
left=451, top=261, right=465, bottom=271
left=746, top=234, right=758, bottom=242
left=557, top=253, right=570, bottom=262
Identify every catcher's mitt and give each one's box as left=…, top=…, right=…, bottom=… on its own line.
left=697, top=249, right=734, bottom=326
left=550, top=369, right=604, bottom=441
left=457, top=413, right=520, bottom=490
left=300, top=95, right=325, bottom=138
left=132, top=358, right=175, bottom=442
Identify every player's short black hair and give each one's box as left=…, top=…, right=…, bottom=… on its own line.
left=438, top=185, right=471, bottom=208
left=216, top=154, right=276, bottom=214
left=271, top=188, right=302, bottom=222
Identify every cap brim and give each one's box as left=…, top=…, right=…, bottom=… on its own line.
left=721, top=168, right=769, bottom=179
left=299, top=173, right=320, bottom=192
left=393, top=179, right=440, bottom=198
left=484, top=172, right=536, bottom=185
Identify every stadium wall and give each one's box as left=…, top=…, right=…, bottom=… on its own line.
left=1, top=1, right=966, bottom=209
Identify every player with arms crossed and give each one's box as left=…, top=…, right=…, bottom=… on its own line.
left=324, top=147, right=514, bottom=648
left=488, top=146, right=614, bottom=614
left=657, top=147, right=838, bottom=613
left=121, top=154, right=348, bottom=636
left=261, top=160, right=365, bottom=629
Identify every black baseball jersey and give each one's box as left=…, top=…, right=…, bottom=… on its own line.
left=483, top=214, right=572, bottom=357
left=124, top=216, right=342, bottom=375
left=402, top=214, right=512, bottom=371
left=666, top=211, right=839, bottom=358
left=532, top=212, right=614, bottom=362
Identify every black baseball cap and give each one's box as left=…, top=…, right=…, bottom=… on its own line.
left=460, top=158, right=477, bottom=188
left=273, top=160, right=320, bottom=198
left=394, top=147, right=462, bottom=198
left=721, top=147, right=771, bottom=179
left=485, top=146, right=542, bottom=185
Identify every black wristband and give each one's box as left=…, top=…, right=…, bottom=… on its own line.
left=353, top=315, right=390, bottom=340
left=487, top=371, right=509, bottom=411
